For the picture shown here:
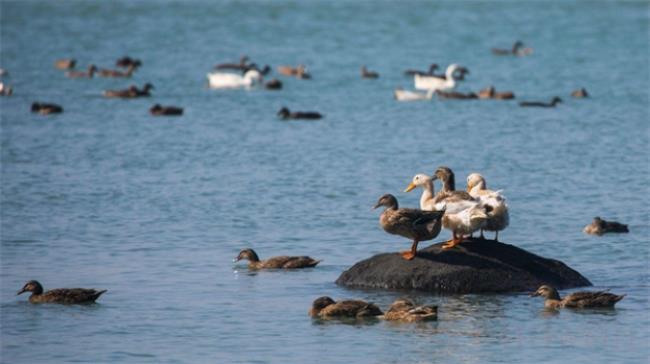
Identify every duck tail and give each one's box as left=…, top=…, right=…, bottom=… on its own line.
left=309, top=260, right=323, bottom=267
left=92, top=290, right=107, bottom=301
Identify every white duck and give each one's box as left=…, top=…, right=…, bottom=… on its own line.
left=207, top=69, right=262, bottom=89
left=414, top=64, right=462, bottom=91
left=466, top=173, right=509, bottom=241
left=394, top=88, right=435, bottom=102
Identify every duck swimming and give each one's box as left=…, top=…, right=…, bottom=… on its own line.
left=0, top=82, right=12, bottom=96
left=414, top=64, right=467, bottom=91
left=519, top=97, right=562, bottom=107
left=309, top=296, right=383, bottom=318
left=404, top=63, right=439, bottom=77
left=571, top=88, right=589, bottom=98
left=116, top=56, right=142, bottom=68
left=491, top=41, right=533, bottom=56
left=277, top=107, right=322, bottom=120
left=99, top=64, right=137, bottom=78
left=277, top=64, right=311, bottom=79
left=393, top=88, right=435, bottom=102
left=66, top=64, right=97, bottom=78
left=265, top=79, right=282, bottom=90
left=583, top=217, right=629, bottom=235
left=234, top=248, right=321, bottom=269
left=31, top=102, right=63, bottom=115
left=207, top=69, right=263, bottom=89
left=361, top=66, right=379, bottom=79
left=382, top=298, right=438, bottom=322
left=478, top=86, right=515, bottom=100
left=150, top=104, right=183, bottom=116
left=435, top=90, right=478, bottom=100
left=55, top=59, right=76, bottom=70
left=530, top=285, right=625, bottom=309
left=103, top=83, right=153, bottom=98
left=17, top=280, right=106, bottom=304
left=466, top=173, right=509, bottom=241
left=214, top=55, right=249, bottom=71
left=373, top=194, right=445, bottom=260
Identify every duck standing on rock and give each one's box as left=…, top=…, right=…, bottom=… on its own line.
left=234, top=248, right=321, bottom=269
left=373, top=194, right=445, bottom=260
left=309, top=296, right=383, bottom=319
left=530, top=285, right=625, bottom=309
left=382, top=299, right=437, bottom=322
left=583, top=217, right=629, bottom=235
left=17, top=280, right=106, bottom=304
left=466, top=173, right=509, bottom=241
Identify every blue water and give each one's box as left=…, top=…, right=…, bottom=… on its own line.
left=1, top=1, right=649, bottom=363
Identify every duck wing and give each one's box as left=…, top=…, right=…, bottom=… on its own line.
left=321, top=300, right=382, bottom=317
left=562, top=291, right=625, bottom=308
left=42, top=288, right=107, bottom=304
left=281, top=256, right=321, bottom=268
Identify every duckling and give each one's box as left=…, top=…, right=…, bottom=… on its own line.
left=382, top=298, right=438, bottom=322
left=571, top=88, right=589, bottom=98
left=234, top=248, right=321, bottom=269
left=214, top=55, right=249, bottom=71
left=466, top=173, right=509, bottom=241
left=309, top=296, right=383, bottom=318
left=116, top=56, right=142, bottom=69
left=361, top=66, right=379, bottom=79
left=583, top=217, right=629, bottom=236
left=530, top=285, right=625, bottom=309
left=99, top=64, right=137, bottom=78
left=435, top=90, right=478, bottom=99
left=31, top=102, right=63, bottom=115
left=277, top=107, right=322, bottom=120
left=478, top=86, right=515, bottom=100
left=373, top=194, right=445, bottom=260
left=17, top=280, right=106, bottom=304
left=265, top=79, right=282, bottom=90
left=55, top=59, right=76, bottom=70
left=65, top=64, right=97, bottom=78
left=150, top=104, right=183, bottom=116
left=519, top=97, right=562, bottom=107
left=404, top=63, right=439, bottom=77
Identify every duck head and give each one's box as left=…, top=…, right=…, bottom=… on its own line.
left=404, top=174, right=433, bottom=192
left=151, top=104, right=162, bottom=112
left=373, top=194, right=399, bottom=210
left=551, top=96, right=562, bottom=105
left=529, top=285, right=561, bottom=300
left=309, top=296, right=336, bottom=316
left=466, top=173, right=486, bottom=192
left=143, top=83, right=154, bottom=92
left=239, top=55, right=249, bottom=66
left=512, top=41, right=524, bottom=52
left=432, top=166, right=456, bottom=190
left=31, top=103, right=41, bottom=112
left=428, top=63, right=439, bottom=74
left=277, top=107, right=290, bottom=119
left=234, top=248, right=260, bottom=263
left=17, top=280, right=43, bottom=295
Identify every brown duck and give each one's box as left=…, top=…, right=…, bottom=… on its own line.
left=99, top=64, right=137, bottom=78
left=478, top=86, right=515, bottom=100
left=17, top=280, right=106, bottom=304
left=31, top=102, right=63, bottom=115
left=583, top=217, right=629, bottom=235
left=373, top=194, right=445, bottom=260
left=530, top=285, right=625, bottom=309
left=234, top=248, right=321, bottom=269
left=309, top=296, right=383, bottom=318
left=150, top=104, right=183, bottom=116
left=382, top=298, right=438, bottom=322
left=55, top=59, right=76, bottom=70
left=361, top=66, right=379, bottom=79
left=66, top=64, right=97, bottom=78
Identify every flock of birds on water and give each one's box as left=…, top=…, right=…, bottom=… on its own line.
left=5, top=40, right=630, bottom=322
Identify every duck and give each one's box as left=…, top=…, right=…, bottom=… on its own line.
left=214, top=55, right=249, bottom=71
left=234, top=248, right=321, bottom=269
left=277, top=64, right=311, bottom=79
left=265, top=79, right=282, bottom=90
left=381, top=299, right=438, bottom=322
left=133, top=83, right=154, bottom=97
left=373, top=194, right=445, bottom=260
left=150, top=104, right=183, bottom=116
left=99, top=64, right=137, bottom=78
left=435, top=90, right=478, bottom=100
left=519, top=97, right=562, bottom=107
left=103, top=83, right=153, bottom=98
left=583, top=217, right=629, bottom=235
left=116, top=56, right=142, bottom=68
left=0, top=82, right=13, bottom=96
left=393, top=88, right=435, bottom=102
left=414, top=64, right=466, bottom=91
left=31, top=102, right=63, bottom=115
left=530, top=285, right=625, bottom=309
left=361, top=66, right=379, bottom=79
left=431, top=167, right=487, bottom=249
left=466, top=173, right=509, bottom=241
left=207, top=69, right=263, bottom=89
left=309, top=296, right=383, bottom=318
left=55, top=59, right=76, bottom=70
left=404, top=64, right=439, bottom=77
left=478, top=86, right=515, bottom=100
left=404, top=173, right=437, bottom=211
left=17, top=280, right=106, bottom=304
left=491, top=41, right=533, bottom=56
left=65, top=64, right=97, bottom=78
left=277, top=107, right=322, bottom=120
left=571, top=88, right=589, bottom=98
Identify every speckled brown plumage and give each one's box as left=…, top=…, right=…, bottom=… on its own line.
left=432, top=166, right=475, bottom=203
left=583, top=217, right=629, bottom=236
left=309, top=296, right=383, bottom=318
left=530, top=285, right=625, bottom=309
left=383, top=299, right=438, bottom=322
left=234, top=248, right=321, bottom=269
left=17, top=280, right=106, bottom=304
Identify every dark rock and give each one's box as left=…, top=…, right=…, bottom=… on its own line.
left=336, top=238, right=591, bottom=294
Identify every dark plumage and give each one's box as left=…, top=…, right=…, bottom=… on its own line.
left=309, top=296, right=383, bottom=318
left=519, top=96, right=562, bottom=108
left=116, top=56, right=142, bottom=68
left=55, top=59, right=76, bottom=70
left=31, top=102, right=63, bottom=115
left=17, top=280, right=106, bottom=304
left=234, top=248, right=321, bottom=269
left=277, top=107, right=322, bottom=120
left=214, top=55, right=249, bottom=71
left=103, top=83, right=153, bottom=98
left=583, top=217, right=629, bottom=235
left=530, top=285, right=625, bottom=309
left=150, top=104, right=183, bottom=116
left=404, top=63, right=439, bottom=76
left=65, top=64, right=97, bottom=78
left=373, top=194, right=445, bottom=260
left=571, top=88, right=589, bottom=98
left=492, top=40, right=532, bottom=56
left=265, top=79, right=283, bottom=90
left=436, top=90, right=478, bottom=99
left=361, top=66, right=379, bottom=79
left=478, top=86, right=515, bottom=100
left=99, top=64, right=137, bottom=78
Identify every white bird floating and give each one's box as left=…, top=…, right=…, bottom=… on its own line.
left=207, top=69, right=263, bottom=89
left=393, top=88, right=435, bottom=102
left=414, top=64, right=462, bottom=91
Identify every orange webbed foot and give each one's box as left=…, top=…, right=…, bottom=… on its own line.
left=400, top=251, right=416, bottom=260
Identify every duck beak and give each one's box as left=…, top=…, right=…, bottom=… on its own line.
left=233, top=256, right=241, bottom=262
left=17, top=288, right=26, bottom=295
left=372, top=202, right=382, bottom=209
left=404, top=182, right=417, bottom=193
left=529, top=291, right=540, bottom=297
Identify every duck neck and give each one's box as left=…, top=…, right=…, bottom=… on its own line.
left=442, top=174, right=456, bottom=192
left=420, top=180, right=435, bottom=209
left=469, top=180, right=486, bottom=194
left=445, top=67, right=457, bottom=87
left=247, top=251, right=260, bottom=262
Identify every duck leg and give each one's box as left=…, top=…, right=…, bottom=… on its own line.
left=400, top=240, right=418, bottom=260
left=494, top=231, right=499, bottom=242
left=442, top=232, right=462, bottom=249
left=480, top=229, right=485, bottom=240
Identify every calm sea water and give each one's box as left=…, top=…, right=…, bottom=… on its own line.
left=1, top=1, right=649, bottom=363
